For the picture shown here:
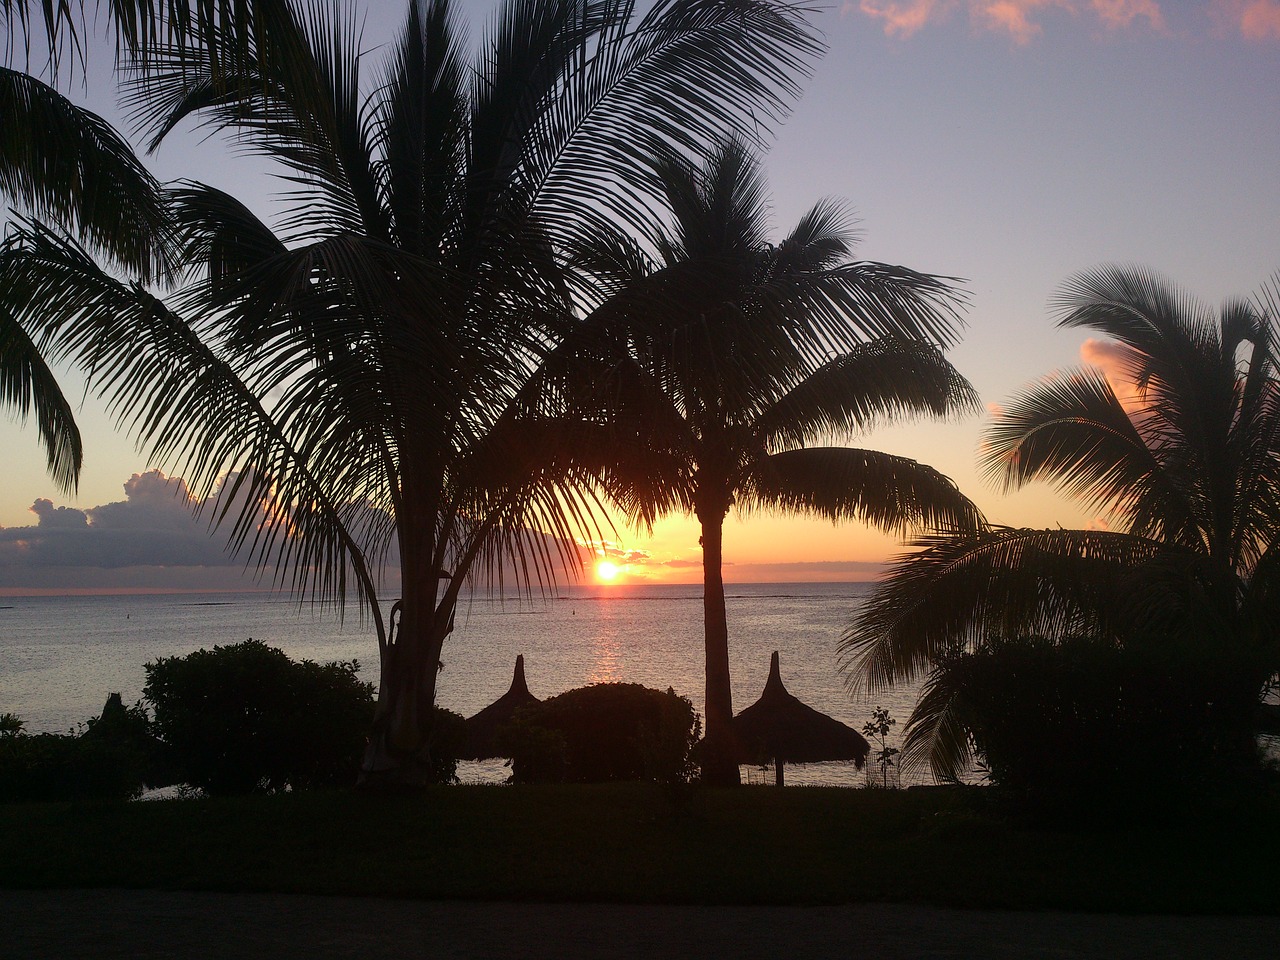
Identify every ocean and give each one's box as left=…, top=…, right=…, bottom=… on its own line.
left=1, top=582, right=926, bottom=787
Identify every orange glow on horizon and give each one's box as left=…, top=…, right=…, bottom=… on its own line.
left=595, top=560, right=621, bottom=582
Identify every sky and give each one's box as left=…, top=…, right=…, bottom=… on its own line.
left=0, top=0, right=1277, bottom=593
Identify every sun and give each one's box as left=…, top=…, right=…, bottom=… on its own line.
left=595, top=560, right=620, bottom=582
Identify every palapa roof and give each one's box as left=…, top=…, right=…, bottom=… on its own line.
left=732, top=651, right=870, bottom=767
left=460, top=654, right=540, bottom=760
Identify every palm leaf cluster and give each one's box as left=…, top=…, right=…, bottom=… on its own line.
left=842, top=265, right=1280, bottom=780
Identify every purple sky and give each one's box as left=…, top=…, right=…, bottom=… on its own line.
left=1, top=1, right=1277, bottom=590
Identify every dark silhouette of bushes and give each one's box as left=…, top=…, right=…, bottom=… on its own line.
left=502, top=683, right=700, bottom=784
left=939, top=635, right=1270, bottom=815
left=0, top=696, right=160, bottom=802
left=144, top=640, right=375, bottom=795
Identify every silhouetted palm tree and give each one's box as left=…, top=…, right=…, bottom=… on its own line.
left=841, top=266, right=1280, bottom=780
left=0, top=0, right=824, bottom=782
left=559, top=140, right=982, bottom=783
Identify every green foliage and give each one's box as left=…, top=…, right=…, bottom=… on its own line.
left=0, top=696, right=159, bottom=803
left=503, top=683, right=700, bottom=785
left=144, top=639, right=374, bottom=795
left=0, top=732, right=147, bottom=803
left=932, top=635, right=1268, bottom=815
left=418, top=707, right=466, bottom=787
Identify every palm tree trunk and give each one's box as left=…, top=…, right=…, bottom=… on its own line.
left=699, top=508, right=741, bottom=786
left=361, top=545, right=451, bottom=786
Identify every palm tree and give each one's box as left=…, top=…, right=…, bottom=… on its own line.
left=557, top=140, right=983, bottom=784
left=841, top=266, right=1280, bottom=780
left=0, top=0, right=826, bottom=782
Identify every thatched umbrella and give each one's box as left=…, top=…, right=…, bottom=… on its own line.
left=460, top=655, right=540, bottom=760
left=732, top=651, right=870, bottom=786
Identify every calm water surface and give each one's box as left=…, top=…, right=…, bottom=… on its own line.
left=0, top=582, right=932, bottom=786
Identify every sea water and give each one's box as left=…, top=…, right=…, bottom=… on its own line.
left=0, top=583, right=932, bottom=786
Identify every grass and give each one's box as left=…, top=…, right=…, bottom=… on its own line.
left=0, top=783, right=1275, bottom=913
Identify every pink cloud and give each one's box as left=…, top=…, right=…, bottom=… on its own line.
left=1090, top=0, right=1164, bottom=30
left=851, top=0, right=953, bottom=38
left=1080, top=338, right=1149, bottom=413
left=1238, top=0, right=1280, bottom=39
left=973, top=1, right=1067, bottom=44
left=848, top=0, right=1164, bottom=40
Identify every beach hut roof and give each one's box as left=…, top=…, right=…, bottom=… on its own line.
left=732, top=651, right=870, bottom=779
left=460, top=654, right=540, bottom=760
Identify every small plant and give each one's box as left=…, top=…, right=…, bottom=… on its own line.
left=0, top=713, right=23, bottom=737
left=862, top=707, right=899, bottom=789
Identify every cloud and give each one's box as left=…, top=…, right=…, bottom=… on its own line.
left=847, top=0, right=1163, bottom=41
left=851, top=0, right=952, bottom=38
left=1215, top=0, right=1280, bottom=39
left=580, top=540, right=653, bottom=565
left=29, top=499, right=89, bottom=529
left=1079, top=337, right=1149, bottom=413
left=973, top=0, right=1067, bottom=44
left=0, top=470, right=250, bottom=573
left=1090, top=0, right=1164, bottom=31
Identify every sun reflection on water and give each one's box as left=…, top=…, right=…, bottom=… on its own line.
left=588, top=631, right=622, bottom=684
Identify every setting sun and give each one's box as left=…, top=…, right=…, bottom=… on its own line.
left=595, top=560, right=620, bottom=582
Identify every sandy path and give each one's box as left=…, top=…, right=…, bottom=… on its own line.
left=2, top=889, right=1277, bottom=959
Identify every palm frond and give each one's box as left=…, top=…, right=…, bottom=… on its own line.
left=510, top=0, right=823, bottom=246
left=167, top=180, right=286, bottom=286
left=0, top=66, right=170, bottom=279
left=980, top=366, right=1201, bottom=540
left=1054, top=264, right=1219, bottom=384
left=839, top=527, right=1163, bottom=694
left=900, top=664, right=975, bottom=782
left=371, top=0, right=467, bottom=257
left=0, top=296, right=81, bottom=491
left=775, top=196, right=859, bottom=271
left=742, top=446, right=984, bottom=535
left=755, top=339, right=979, bottom=448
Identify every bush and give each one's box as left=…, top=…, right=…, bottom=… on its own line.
left=144, top=639, right=375, bottom=795
left=939, top=635, right=1268, bottom=814
left=502, top=683, right=700, bottom=784
left=0, top=698, right=156, bottom=803
left=0, top=733, right=150, bottom=803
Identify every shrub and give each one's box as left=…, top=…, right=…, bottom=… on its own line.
left=502, top=683, right=700, bottom=784
left=144, top=639, right=375, bottom=795
left=417, top=707, right=467, bottom=786
left=937, top=635, right=1268, bottom=814
left=0, top=733, right=150, bottom=802
left=0, top=699, right=156, bottom=803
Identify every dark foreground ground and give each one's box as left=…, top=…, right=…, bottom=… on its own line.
left=3, top=889, right=1279, bottom=960
left=3, top=785, right=1277, bottom=957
